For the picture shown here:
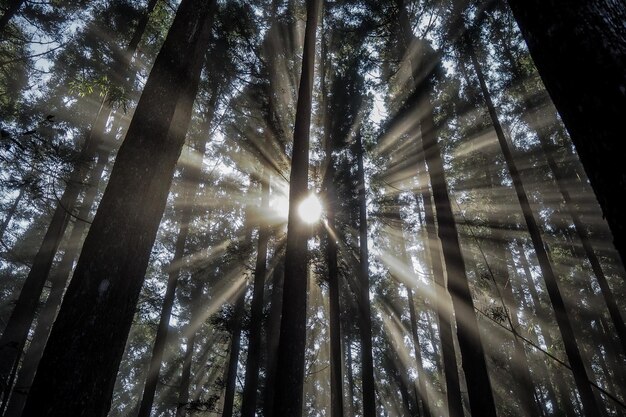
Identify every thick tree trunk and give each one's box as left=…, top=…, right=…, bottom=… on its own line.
left=137, top=96, right=216, bottom=417
left=240, top=175, right=270, bottom=417
left=0, top=105, right=109, bottom=401
left=417, top=55, right=497, bottom=416
left=355, top=133, right=377, bottom=417
left=0, top=0, right=159, bottom=401
left=272, top=0, right=320, bottom=415
left=506, top=0, right=626, bottom=268
left=2, top=149, right=110, bottom=417
left=20, top=2, right=215, bottom=416
left=466, top=36, right=601, bottom=417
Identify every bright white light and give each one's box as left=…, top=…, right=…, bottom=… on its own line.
left=298, top=194, right=322, bottom=224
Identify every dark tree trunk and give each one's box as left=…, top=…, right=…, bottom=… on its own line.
left=417, top=166, right=464, bottom=417
left=176, top=282, right=206, bottom=417
left=137, top=95, right=217, bottom=417
left=272, top=0, right=320, bottom=415
left=417, top=52, right=497, bottom=417
left=320, top=26, right=344, bottom=416
left=506, top=0, right=626, bottom=268
left=0, top=0, right=24, bottom=35
left=466, top=36, right=601, bottom=417
left=355, top=133, right=377, bottom=417
left=2, top=149, right=109, bottom=417
left=0, top=106, right=110, bottom=401
left=0, top=0, right=159, bottom=401
left=262, top=261, right=284, bottom=417
left=240, top=175, right=270, bottom=417
left=20, top=1, right=215, bottom=416
left=222, top=285, right=246, bottom=417
left=516, top=241, right=576, bottom=417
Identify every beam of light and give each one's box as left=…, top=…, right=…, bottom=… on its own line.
left=298, top=194, right=322, bottom=224
left=270, top=194, right=290, bottom=220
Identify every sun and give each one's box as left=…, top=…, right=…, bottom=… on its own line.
left=298, top=194, right=322, bottom=224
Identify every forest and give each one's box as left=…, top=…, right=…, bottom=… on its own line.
left=0, top=0, right=625, bottom=416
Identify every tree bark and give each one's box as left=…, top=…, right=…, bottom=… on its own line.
left=417, top=50, right=497, bottom=416
left=355, top=133, right=377, bottom=417
left=20, top=1, right=215, bottom=415
left=272, top=0, right=320, bottom=415
left=0, top=0, right=159, bottom=401
left=417, top=168, right=464, bottom=417
left=221, top=284, right=246, bottom=417
left=240, top=174, right=270, bottom=417
left=506, top=0, right=626, bottom=268
left=2, top=149, right=109, bottom=417
left=466, top=35, right=601, bottom=417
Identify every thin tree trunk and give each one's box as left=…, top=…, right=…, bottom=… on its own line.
left=466, top=36, right=601, bottom=417
left=355, top=133, right=377, bottom=417
left=506, top=0, right=626, bottom=268
left=418, top=168, right=464, bottom=417
left=516, top=241, right=577, bottom=417
left=176, top=282, right=205, bottom=417
left=262, top=261, right=284, bottom=417
left=221, top=284, right=246, bottom=417
left=240, top=174, right=270, bottom=417
left=20, top=2, right=215, bottom=415
left=418, top=53, right=497, bottom=416
left=272, top=0, right=320, bottom=415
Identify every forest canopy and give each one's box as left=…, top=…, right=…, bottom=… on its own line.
left=0, top=0, right=625, bottom=417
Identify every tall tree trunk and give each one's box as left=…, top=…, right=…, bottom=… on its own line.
left=499, top=33, right=626, bottom=362
left=505, top=0, right=626, bottom=268
left=137, top=94, right=217, bottom=417
left=320, top=26, right=344, bottom=416
left=0, top=0, right=159, bottom=400
left=0, top=105, right=110, bottom=402
left=221, top=285, right=246, bottom=417
left=272, top=0, right=320, bottom=415
left=2, top=149, right=110, bottom=417
left=515, top=241, right=576, bottom=417
left=391, top=198, right=430, bottom=417
left=262, top=261, right=284, bottom=417
left=20, top=1, right=215, bottom=415
left=240, top=174, right=270, bottom=417
left=0, top=0, right=24, bottom=35
left=176, top=282, right=206, bottom=417
left=355, top=133, right=377, bottom=417
left=465, top=36, right=601, bottom=417
left=417, top=165, right=464, bottom=417
left=417, top=51, right=498, bottom=416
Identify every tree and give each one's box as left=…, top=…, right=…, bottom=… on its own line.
left=20, top=1, right=216, bottom=415
left=272, top=0, right=321, bottom=415
left=506, top=0, right=626, bottom=268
